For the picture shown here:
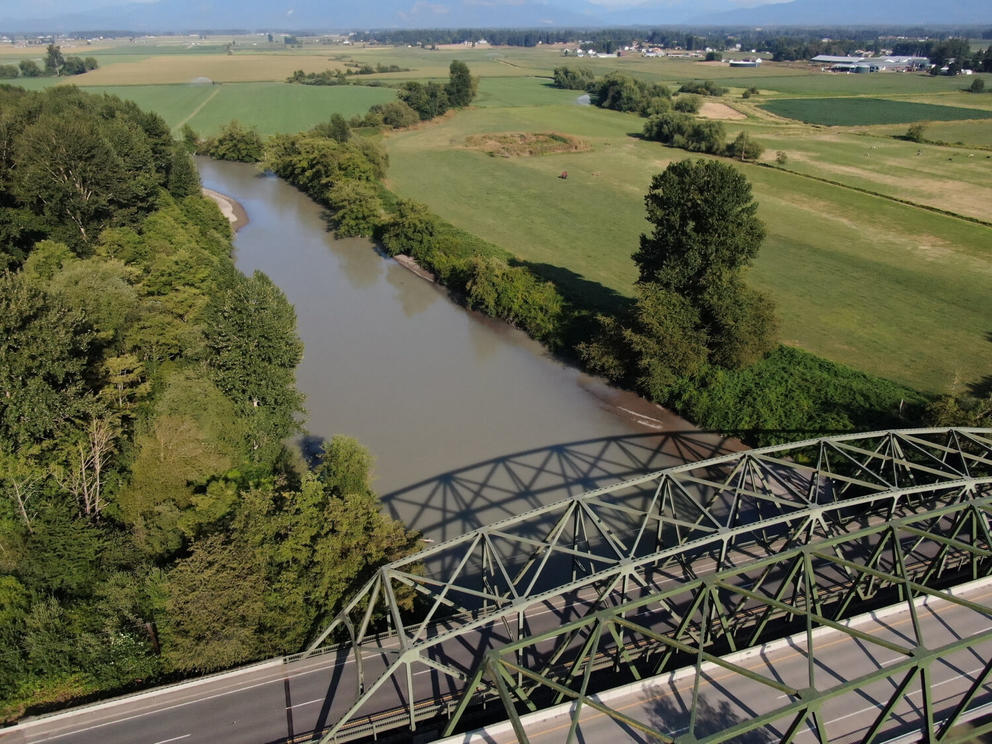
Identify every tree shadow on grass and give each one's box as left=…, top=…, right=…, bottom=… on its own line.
left=966, top=331, right=992, bottom=398
left=514, top=259, right=634, bottom=318
left=646, top=688, right=776, bottom=744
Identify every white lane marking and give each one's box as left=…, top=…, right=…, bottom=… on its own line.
left=822, top=665, right=988, bottom=726
left=152, top=736, right=191, bottom=744
left=777, top=623, right=992, bottom=699
left=287, top=698, right=324, bottom=709
left=25, top=675, right=290, bottom=743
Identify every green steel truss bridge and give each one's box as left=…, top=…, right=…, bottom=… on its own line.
left=305, top=428, right=992, bottom=744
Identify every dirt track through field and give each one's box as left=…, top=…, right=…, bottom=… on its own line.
left=175, top=84, right=221, bottom=130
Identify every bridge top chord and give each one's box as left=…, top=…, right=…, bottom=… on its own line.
left=304, top=428, right=992, bottom=743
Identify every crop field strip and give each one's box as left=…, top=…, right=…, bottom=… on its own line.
left=759, top=97, right=992, bottom=126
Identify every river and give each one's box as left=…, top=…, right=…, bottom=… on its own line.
left=197, top=159, right=739, bottom=541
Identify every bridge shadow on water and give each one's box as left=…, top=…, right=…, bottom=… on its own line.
left=379, top=430, right=747, bottom=544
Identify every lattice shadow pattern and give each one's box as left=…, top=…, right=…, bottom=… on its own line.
left=303, top=428, right=992, bottom=743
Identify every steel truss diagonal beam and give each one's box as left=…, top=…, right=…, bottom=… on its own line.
left=447, top=508, right=992, bottom=744
left=302, top=428, right=992, bottom=742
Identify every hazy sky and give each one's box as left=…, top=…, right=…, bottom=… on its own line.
left=0, top=0, right=785, bottom=20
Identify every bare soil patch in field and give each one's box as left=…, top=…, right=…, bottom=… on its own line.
left=698, top=101, right=747, bottom=120
left=463, top=131, right=590, bottom=158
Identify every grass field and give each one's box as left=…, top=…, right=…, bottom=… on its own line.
left=714, top=123, right=992, bottom=222
left=385, top=95, right=992, bottom=393
left=871, top=119, right=992, bottom=147
left=759, top=97, right=992, bottom=125
left=179, top=83, right=395, bottom=135
left=6, top=81, right=395, bottom=136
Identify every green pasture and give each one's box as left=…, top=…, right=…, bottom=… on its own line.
left=8, top=81, right=395, bottom=135
left=386, top=102, right=992, bottom=393
left=180, top=83, right=395, bottom=135
left=79, top=83, right=218, bottom=126
left=873, top=118, right=992, bottom=147
left=759, top=97, right=992, bottom=126
left=2, top=77, right=56, bottom=91
left=899, top=89, right=992, bottom=112
left=473, top=76, right=578, bottom=107
left=730, top=73, right=982, bottom=96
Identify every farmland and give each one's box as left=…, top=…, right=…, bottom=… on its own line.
left=382, top=69, right=991, bottom=394
left=759, top=97, right=992, bottom=125
left=5, top=38, right=988, bottom=394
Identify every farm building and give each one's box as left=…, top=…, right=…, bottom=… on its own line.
left=866, top=56, right=929, bottom=71
left=811, top=55, right=866, bottom=65
left=728, top=58, right=762, bottom=67
left=810, top=54, right=928, bottom=72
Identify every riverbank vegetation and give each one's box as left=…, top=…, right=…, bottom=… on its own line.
left=7, top=43, right=982, bottom=407
left=248, top=83, right=939, bottom=442
left=195, top=54, right=986, bottom=440
left=0, top=85, right=418, bottom=722
left=259, top=68, right=569, bottom=344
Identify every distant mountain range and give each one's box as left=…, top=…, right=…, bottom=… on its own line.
left=1, top=0, right=991, bottom=33
left=691, top=0, right=992, bottom=27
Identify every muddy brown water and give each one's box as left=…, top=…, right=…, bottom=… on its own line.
left=198, top=159, right=738, bottom=541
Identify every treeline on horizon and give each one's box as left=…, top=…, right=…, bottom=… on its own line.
left=350, top=26, right=992, bottom=55
left=0, top=84, right=419, bottom=722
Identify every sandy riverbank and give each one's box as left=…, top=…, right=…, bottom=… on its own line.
left=202, top=187, right=249, bottom=231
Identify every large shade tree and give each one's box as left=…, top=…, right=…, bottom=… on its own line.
left=582, top=159, right=776, bottom=399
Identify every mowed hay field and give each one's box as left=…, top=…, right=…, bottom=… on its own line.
left=177, top=83, right=395, bottom=135
left=70, top=53, right=349, bottom=84
left=385, top=75, right=992, bottom=394
left=9, top=81, right=396, bottom=136
left=718, top=122, right=992, bottom=222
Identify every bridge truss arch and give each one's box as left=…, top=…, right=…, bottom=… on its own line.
left=305, top=428, right=992, bottom=743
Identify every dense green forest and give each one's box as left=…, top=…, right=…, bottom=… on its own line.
left=0, top=85, right=418, bottom=721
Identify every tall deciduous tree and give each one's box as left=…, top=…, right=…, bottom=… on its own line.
left=167, top=146, right=201, bottom=198
left=18, top=59, right=42, bottom=77
left=204, top=120, right=264, bottom=163
left=634, top=159, right=775, bottom=369
left=583, top=159, right=776, bottom=398
left=446, top=60, right=478, bottom=108
left=13, top=113, right=158, bottom=247
left=634, top=159, right=765, bottom=294
left=203, top=272, right=304, bottom=463
left=0, top=273, right=96, bottom=451
left=160, top=534, right=266, bottom=672
left=44, top=45, right=64, bottom=76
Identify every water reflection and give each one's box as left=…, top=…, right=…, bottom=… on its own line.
left=384, top=260, right=438, bottom=317
left=334, top=236, right=383, bottom=289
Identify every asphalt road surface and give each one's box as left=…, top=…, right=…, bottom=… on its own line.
left=4, top=532, right=975, bottom=744
left=446, top=578, right=992, bottom=744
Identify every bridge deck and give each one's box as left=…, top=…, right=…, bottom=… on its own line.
left=442, top=577, right=992, bottom=744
